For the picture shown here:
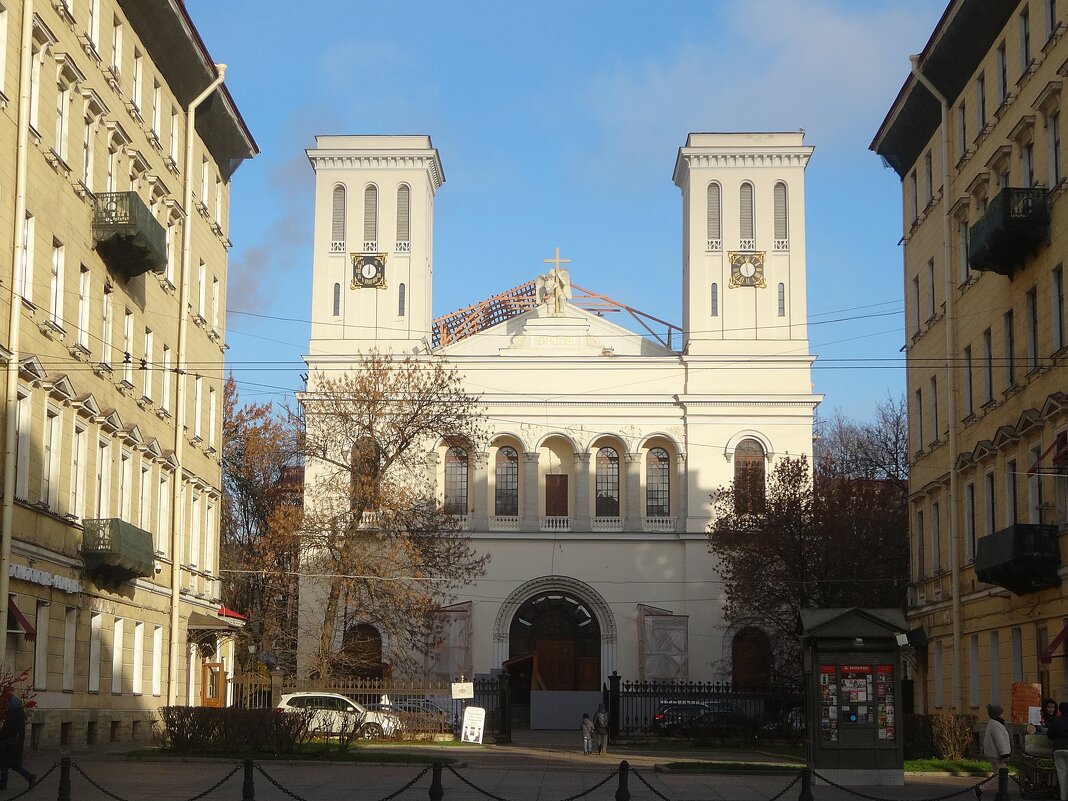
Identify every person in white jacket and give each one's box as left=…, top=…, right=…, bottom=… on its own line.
left=983, top=704, right=1012, bottom=773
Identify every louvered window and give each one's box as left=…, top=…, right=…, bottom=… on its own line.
left=710, top=283, right=719, bottom=317
left=396, top=185, right=410, bottom=251
left=333, top=283, right=341, bottom=317
left=778, top=283, right=785, bottom=317
left=739, top=183, right=754, bottom=248
left=773, top=182, right=788, bottom=250
left=706, top=183, right=721, bottom=251
left=330, top=186, right=346, bottom=253
left=398, top=283, right=406, bottom=317
left=363, top=185, right=378, bottom=250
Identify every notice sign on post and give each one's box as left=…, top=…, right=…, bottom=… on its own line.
left=1012, top=682, right=1043, bottom=725
left=452, top=681, right=474, bottom=699
left=461, top=706, right=486, bottom=743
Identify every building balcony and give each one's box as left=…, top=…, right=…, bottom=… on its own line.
left=489, top=515, right=520, bottom=531
left=81, top=518, right=155, bottom=581
left=92, top=191, right=167, bottom=279
left=968, top=187, right=1050, bottom=276
left=591, top=516, right=623, bottom=532
left=540, top=516, right=571, bottom=532
left=642, top=516, right=677, bottom=532
left=975, top=522, right=1060, bottom=595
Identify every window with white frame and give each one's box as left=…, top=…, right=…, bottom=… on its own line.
left=965, top=482, right=977, bottom=561
left=969, top=634, right=980, bottom=707
left=112, top=617, right=124, bottom=693
left=151, top=80, right=161, bottom=138
left=157, top=472, right=170, bottom=556
left=119, top=450, right=132, bottom=521
left=706, top=182, right=721, bottom=249
left=924, top=151, right=934, bottom=203
left=1012, top=627, right=1023, bottom=682
left=96, top=438, right=111, bottom=517
left=957, top=102, right=967, bottom=158
left=71, top=423, right=86, bottom=519
left=739, top=182, right=754, bottom=246
left=1026, top=288, right=1039, bottom=371
left=958, top=219, right=970, bottom=283
left=152, top=626, right=162, bottom=696
left=1024, top=140, right=1035, bottom=186
left=165, top=222, right=175, bottom=285
left=915, top=508, right=925, bottom=578
left=1054, top=265, right=1065, bottom=353
left=1006, top=458, right=1018, bottom=524
left=193, top=376, right=203, bottom=439
left=331, top=184, right=346, bottom=251
left=62, top=607, right=76, bottom=691
left=997, top=42, right=1008, bottom=102
left=197, top=261, right=206, bottom=318
left=396, top=184, right=410, bottom=247
left=18, top=212, right=34, bottom=303
left=77, top=265, right=90, bottom=348
left=1051, top=110, right=1062, bottom=186
left=55, top=80, right=70, bottom=161
left=934, top=641, right=944, bottom=707
left=132, top=621, right=144, bottom=695
left=81, top=115, right=94, bottom=190
left=1021, top=7, right=1032, bottom=73
left=143, top=328, right=153, bottom=399
left=211, top=277, right=219, bottom=329
left=42, top=407, right=60, bottom=509
left=985, top=469, right=997, bottom=536
left=930, top=375, right=939, bottom=443
left=50, top=239, right=64, bottom=325
left=976, top=73, right=987, bottom=132
left=110, top=16, right=122, bottom=74
left=169, top=107, right=178, bottom=163
left=214, top=175, right=222, bottom=223
left=28, top=45, right=42, bottom=133
left=1029, top=445, right=1045, bottom=523
left=927, top=258, right=936, bottom=319
left=908, top=171, right=917, bottom=222
left=101, top=286, right=113, bottom=366
left=983, top=328, right=994, bottom=402
left=14, top=390, right=30, bottom=499
left=200, top=156, right=208, bottom=205
left=161, top=345, right=171, bottom=411
left=964, top=345, right=974, bottom=416
left=132, top=50, right=142, bottom=112
left=139, top=463, right=151, bottom=530
left=204, top=501, right=215, bottom=578
left=931, top=501, right=941, bottom=572
left=34, top=601, right=49, bottom=690
left=208, top=386, right=216, bottom=449
left=0, top=3, right=8, bottom=94
left=88, top=612, right=101, bottom=692
left=190, top=492, right=201, bottom=568
left=989, top=630, right=1001, bottom=701
left=364, top=184, right=378, bottom=249
left=773, top=182, right=788, bottom=247
left=122, top=308, right=133, bottom=384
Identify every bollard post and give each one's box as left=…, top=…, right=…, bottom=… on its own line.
left=798, top=768, right=813, bottom=801
left=615, top=760, right=630, bottom=801
left=994, top=767, right=1008, bottom=801
left=242, top=758, right=255, bottom=801
left=57, top=756, right=71, bottom=801
left=429, top=761, right=444, bottom=801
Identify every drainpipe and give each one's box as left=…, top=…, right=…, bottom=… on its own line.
left=0, top=0, right=36, bottom=669
left=168, top=64, right=227, bottom=705
left=910, top=55, right=963, bottom=714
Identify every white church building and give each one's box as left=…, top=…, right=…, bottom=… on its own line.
left=298, top=133, right=821, bottom=721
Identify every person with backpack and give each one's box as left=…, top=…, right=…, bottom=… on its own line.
left=580, top=713, right=594, bottom=754
left=594, top=704, right=609, bottom=755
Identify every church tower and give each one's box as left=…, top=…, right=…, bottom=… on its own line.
left=306, top=136, right=445, bottom=355
left=673, top=133, right=813, bottom=357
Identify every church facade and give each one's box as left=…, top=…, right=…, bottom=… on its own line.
left=299, top=133, right=821, bottom=718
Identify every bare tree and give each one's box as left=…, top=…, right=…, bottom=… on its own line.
left=298, top=352, right=489, bottom=678
left=815, top=393, right=908, bottom=491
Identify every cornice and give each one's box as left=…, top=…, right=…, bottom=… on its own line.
left=308, top=152, right=444, bottom=189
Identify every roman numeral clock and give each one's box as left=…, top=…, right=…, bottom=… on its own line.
left=351, top=253, right=387, bottom=289
left=728, top=251, right=766, bottom=288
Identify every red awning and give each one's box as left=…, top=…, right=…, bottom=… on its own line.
left=217, top=605, right=248, bottom=621
left=1029, top=432, right=1068, bottom=476
left=7, top=598, right=35, bottom=642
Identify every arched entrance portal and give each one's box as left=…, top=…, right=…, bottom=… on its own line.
left=508, top=593, right=602, bottom=692
left=731, top=626, right=772, bottom=689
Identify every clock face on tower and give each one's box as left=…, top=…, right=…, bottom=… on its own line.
left=728, top=251, right=766, bottom=288
left=351, top=253, right=387, bottom=289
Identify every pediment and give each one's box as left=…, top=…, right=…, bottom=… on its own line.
left=973, top=439, right=997, bottom=461
left=954, top=451, right=976, bottom=471
left=798, top=607, right=906, bottom=639
left=121, top=425, right=144, bottom=446
left=72, top=393, right=101, bottom=417
left=45, top=374, right=76, bottom=402
left=992, top=424, right=1020, bottom=448
left=98, top=408, right=123, bottom=433
left=142, top=438, right=162, bottom=459
left=1042, top=391, right=1068, bottom=420
left=1015, top=408, right=1043, bottom=437
left=19, top=355, right=46, bottom=382
left=439, top=303, right=673, bottom=358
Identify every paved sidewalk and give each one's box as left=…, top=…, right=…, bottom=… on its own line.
left=14, top=731, right=1000, bottom=801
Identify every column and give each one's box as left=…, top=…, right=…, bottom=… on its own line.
left=521, top=452, right=540, bottom=531
left=674, top=452, right=688, bottom=533
left=471, top=451, right=488, bottom=531
left=573, top=452, right=591, bottom=532
left=624, top=452, right=642, bottom=532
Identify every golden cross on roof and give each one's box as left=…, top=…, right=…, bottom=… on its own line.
left=543, top=246, right=571, bottom=272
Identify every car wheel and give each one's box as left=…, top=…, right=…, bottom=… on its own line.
left=359, top=723, right=383, bottom=740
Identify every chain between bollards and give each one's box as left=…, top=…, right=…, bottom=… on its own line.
left=430, top=762, right=444, bottom=801
left=615, top=760, right=630, bottom=801
left=798, top=767, right=813, bottom=801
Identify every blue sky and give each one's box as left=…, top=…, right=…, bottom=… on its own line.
left=188, top=0, right=945, bottom=421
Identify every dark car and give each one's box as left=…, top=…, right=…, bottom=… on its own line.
left=682, top=700, right=752, bottom=736
left=650, top=701, right=712, bottom=735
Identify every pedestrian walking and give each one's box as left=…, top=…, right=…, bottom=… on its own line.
left=0, top=692, right=35, bottom=790
left=580, top=713, right=594, bottom=755
left=1049, top=701, right=1068, bottom=800
left=593, top=704, right=609, bottom=755
left=983, top=704, right=1011, bottom=774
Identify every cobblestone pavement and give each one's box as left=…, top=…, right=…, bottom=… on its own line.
left=14, top=731, right=1000, bottom=801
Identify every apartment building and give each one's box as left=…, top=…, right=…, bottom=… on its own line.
left=0, top=0, right=256, bottom=746
left=872, top=0, right=1068, bottom=715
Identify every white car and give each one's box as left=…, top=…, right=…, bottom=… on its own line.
left=276, top=692, right=403, bottom=739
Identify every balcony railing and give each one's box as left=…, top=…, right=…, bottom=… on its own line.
left=81, top=518, right=155, bottom=581
left=92, top=191, right=167, bottom=278
left=592, top=516, right=624, bottom=532
left=975, top=522, right=1060, bottom=595
left=968, top=187, right=1050, bottom=276
left=540, top=516, right=571, bottom=532
left=489, top=515, right=520, bottom=531
left=642, top=516, right=677, bottom=532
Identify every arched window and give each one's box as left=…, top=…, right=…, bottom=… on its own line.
left=706, top=182, right=721, bottom=250
left=444, top=447, right=469, bottom=515
left=396, top=184, right=410, bottom=247
left=331, top=185, right=346, bottom=252
left=646, top=448, right=670, bottom=517
left=734, top=438, right=766, bottom=514
left=711, top=283, right=719, bottom=317
left=495, top=446, right=519, bottom=516
left=773, top=182, right=788, bottom=247
left=777, top=282, right=785, bottom=317
left=332, top=282, right=341, bottom=316
left=363, top=184, right=378, bottom=249
left=739, top=182, right=755, bottom=246
left=350, top=437, right=381, bottom=511
left=595, top=447, right=620, bottom=517
left=398, top=283, right=406, bottom=317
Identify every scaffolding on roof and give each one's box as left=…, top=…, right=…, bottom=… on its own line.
left=431, top=279, right=682, bottom=352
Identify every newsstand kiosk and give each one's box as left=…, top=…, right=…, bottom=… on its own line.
left=799, top=608, right=907, bottom=786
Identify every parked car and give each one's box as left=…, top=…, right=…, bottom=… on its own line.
left=650, top=700, right=711, bottom=735
left=681, top=700, right=752, bottom=736
left=384, top=698, right=460, bottom=733
left=276, top=692, right=403, bottom=739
